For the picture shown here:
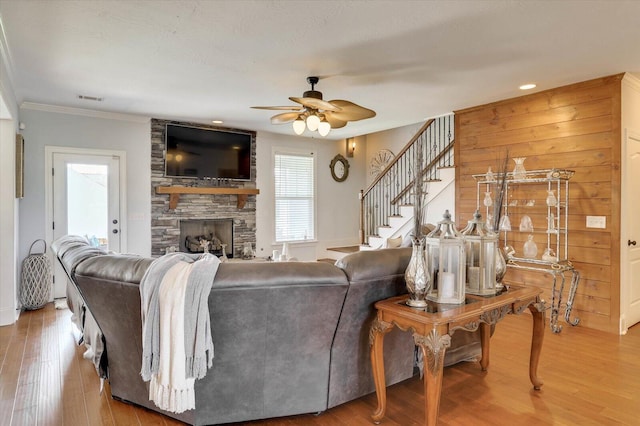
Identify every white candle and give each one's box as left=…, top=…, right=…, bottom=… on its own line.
left=467, top=267, right=480, bottom=290
left=441, top=272, right=455, bottom=299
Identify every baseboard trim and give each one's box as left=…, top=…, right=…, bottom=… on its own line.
left=0, top=305, right=19, bottom=326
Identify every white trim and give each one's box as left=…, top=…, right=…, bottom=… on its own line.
left=21, top=102, right=150, bottom=123
left=623, top=72, right=640, bottom=92
left=45, top=146, right=128, bottom=255
left=0, top=118, right=18, bottom=325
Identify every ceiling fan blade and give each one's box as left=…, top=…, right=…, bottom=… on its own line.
left=323, top=112, right=347, bottom=129
left=289, top=97, right=341, bottom=112
left=270, top=112, right=301, bottom=124
left=252, top=106, right=303, bottom=111
left=326, top=100, right=376, bottom=121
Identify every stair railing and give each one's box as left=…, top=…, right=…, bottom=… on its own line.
left=359, top=114, right=455, bottom=245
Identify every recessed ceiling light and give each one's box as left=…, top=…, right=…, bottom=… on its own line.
left=212, top=120, right=223, bottom=124
left=519, top=83, right=537, bottom=90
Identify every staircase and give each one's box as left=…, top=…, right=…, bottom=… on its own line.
left=361, top=166, right=455, bottom=250
left=326, top=114, right=455, bottom=261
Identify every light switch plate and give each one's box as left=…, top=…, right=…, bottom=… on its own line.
left=586, top=216, right=606, bottom=229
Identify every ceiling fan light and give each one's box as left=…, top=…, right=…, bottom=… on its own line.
left=318, top=121, right=331, bottom=137
left=306, top=114, right=320, bottom=131
left=293, top=118, right=306, bottom=135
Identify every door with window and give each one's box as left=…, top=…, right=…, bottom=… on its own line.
left=51, top=152, right=121, bottom=298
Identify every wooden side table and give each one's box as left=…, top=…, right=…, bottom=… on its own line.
left=369, top=284, right=545, bottom=426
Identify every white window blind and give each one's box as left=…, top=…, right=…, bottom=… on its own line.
left=274, top=152, right=315, bottom=242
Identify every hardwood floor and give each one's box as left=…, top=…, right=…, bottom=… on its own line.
left=1, top=303, right=639, bottom=425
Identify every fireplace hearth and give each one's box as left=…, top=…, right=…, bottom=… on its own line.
left=180, top=219, right=234, bottom=258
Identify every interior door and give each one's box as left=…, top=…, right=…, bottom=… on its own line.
left=52, top=152, right=121, bottom=298
left=623, top=130, right=640, bottom=330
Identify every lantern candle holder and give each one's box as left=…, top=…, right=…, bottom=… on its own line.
left=426, top=210, right=466, bottom=305
left=461, top=210, right=498, bottom=296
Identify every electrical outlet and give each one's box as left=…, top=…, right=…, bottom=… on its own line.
left=586, top=216, right=606, bottom=229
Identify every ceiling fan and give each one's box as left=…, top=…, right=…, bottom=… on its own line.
left=252, top=76, right=376, bottom=136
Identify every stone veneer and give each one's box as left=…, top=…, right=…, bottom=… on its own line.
left=150, top=118, right=257, bottom=257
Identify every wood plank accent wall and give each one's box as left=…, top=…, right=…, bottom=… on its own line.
left=454, top=74, right=623, bottom=333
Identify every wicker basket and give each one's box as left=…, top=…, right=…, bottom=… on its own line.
left=20, top=239, right=52, bottom=310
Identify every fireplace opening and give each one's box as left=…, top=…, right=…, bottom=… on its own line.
left=179, top=219, right=234, bottom=258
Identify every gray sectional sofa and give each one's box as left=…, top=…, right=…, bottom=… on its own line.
left=52, top=236, right=481, bottom=425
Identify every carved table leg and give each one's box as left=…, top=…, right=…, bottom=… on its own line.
left=370, top=318, right=393, bottom=424
left=414, top=329, right=451, bottom=426
left=479, top=322, right=491, bottom=371
left=528, top=301, right=545, bottom=390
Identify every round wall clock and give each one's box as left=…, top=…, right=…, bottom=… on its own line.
left=330, top=154, right=350, bottom=182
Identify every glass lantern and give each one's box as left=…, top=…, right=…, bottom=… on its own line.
left=426, top=210, right=466, bottom=304
left=461, top=210, right=498, bottom=296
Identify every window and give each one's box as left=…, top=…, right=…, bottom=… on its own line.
left=274, top=151, right=315, bottom=242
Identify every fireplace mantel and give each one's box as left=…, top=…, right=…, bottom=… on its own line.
left=156, top=186, right=260, bottom=209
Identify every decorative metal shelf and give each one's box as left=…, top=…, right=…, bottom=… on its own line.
left=156, top=186, right=260, bottom=209
left=474, top=167, right=579, bottom=333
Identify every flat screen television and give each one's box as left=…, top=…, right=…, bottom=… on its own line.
left=164, top=124, right=252, bottom=180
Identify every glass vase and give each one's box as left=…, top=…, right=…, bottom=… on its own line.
left=512, top=157, right=527, bottom=180
left=405, top=237, right=430, bottom=307
left=523, top=235, right=538, bottom=259
left=499, top=215, right=512, bottom=231
left=483, top=191, right=493, bottom=207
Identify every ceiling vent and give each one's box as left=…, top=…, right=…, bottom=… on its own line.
left=77, top=95, right=104, bottom=102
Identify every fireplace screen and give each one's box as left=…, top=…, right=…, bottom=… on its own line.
left=179, top=219, right=233, bottom=258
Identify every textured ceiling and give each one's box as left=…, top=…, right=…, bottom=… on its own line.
left=1, top=0, right=639, bottom=139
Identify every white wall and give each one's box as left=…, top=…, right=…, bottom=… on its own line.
left=17, top=107, right=152, bottom=268
left=364, top=122, right=424, bottom=187
left=255, top=131, right=366, bottom=261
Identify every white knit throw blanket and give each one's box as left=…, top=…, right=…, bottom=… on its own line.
left=140, top=253, right=220, bottom=413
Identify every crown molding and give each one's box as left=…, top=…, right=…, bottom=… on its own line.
left=20, top=102, right=150, bottom=123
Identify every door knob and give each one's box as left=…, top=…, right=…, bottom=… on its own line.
left=630, top=240, right=637, bottom=246
left=112, top=229, right=119, bottom=234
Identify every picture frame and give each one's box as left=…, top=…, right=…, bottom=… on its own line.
left=15, top=133, right=24, bottom=198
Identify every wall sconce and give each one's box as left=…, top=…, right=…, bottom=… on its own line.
left=346, top=138, right=356, bottom=157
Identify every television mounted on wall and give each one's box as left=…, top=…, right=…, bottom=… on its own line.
left=164, top=124, right=252, bottom=180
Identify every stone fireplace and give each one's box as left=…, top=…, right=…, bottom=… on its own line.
left=180, top=219, right=234, bottom=257
left=150, top=119, right=257, bottom=257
